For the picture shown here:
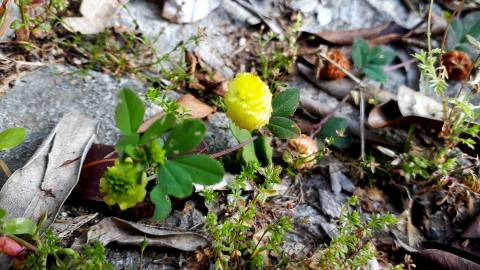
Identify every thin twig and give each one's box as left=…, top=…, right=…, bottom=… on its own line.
left=311, top=94, right=351, bottom=137
left=360, top=87, right=366, bottom=162
left=0, top=159, right=12, bottom=177
left=384, top=58, right=417, bottom=72
left=7, top=234, right=37, bottom=252
left=210, top=136, right=258, bottom=158
left=81, top=158, right=116, bottom=169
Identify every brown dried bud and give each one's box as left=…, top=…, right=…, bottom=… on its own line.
left=15, top=28, right=30, bottom=42
left=441, top=50, right=474, bottom=81
left=320, top=50, right=351, bottom=80
left=283, top=134, right=318, bottom=170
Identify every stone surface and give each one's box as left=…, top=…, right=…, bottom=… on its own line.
left=0, top=65, right=147, bottom=183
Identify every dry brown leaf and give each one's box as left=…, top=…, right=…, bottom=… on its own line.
left=62, top=0, right=127, bottom=34
left=72, top=217, right=208, bottom=251
left=138, top=94, right=215, bottom=133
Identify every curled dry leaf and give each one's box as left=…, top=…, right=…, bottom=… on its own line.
left=62, top=0, right=127, bottom=35
left=162, top=0, right=221, bottom=24
left=73, top=217, right=208, bottom=252
left=186, top=51, right=226, bottom=96
left=0, top=236, right=24, bottom=257
left=368, top=85, right=444, bottom=131
left=138, top=94, right=215, bottom=133
left=75, top=144, right=116, bottom=202
left=412, top=249, right=480, bottom=270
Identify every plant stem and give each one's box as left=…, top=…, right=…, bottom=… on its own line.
left=311, top=94, right=351, bottom=137
left=81, top=158, right=116, bottom=169
left=427, top=0, right=434, bottom=55
left=210, top=136, right=259, bottom=158
left=7, top=234, right=37, bottom=252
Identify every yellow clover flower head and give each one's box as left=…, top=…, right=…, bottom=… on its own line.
left=225, top=73, right=272, bottom=131
left=100, top=160, right=148, bottom=210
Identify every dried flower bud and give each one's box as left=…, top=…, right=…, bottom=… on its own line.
left=0, top=236, right=24, bottom=257
left=283, top=134, right=318, bottom=170
left=320, top=50, right=351, bottom=80
left=225, top=73, right=272, bottom=131
left=441, top=50, right=474, bottom=81
left=15, top=28, right=30, bottom=42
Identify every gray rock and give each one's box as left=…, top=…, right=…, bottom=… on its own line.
left=294, top=204, right=337, bottom=239
left=318, top=189, right=343, bottom=218
left=0, top=66, right=147, bottom=184
left=204, top=112, right=237, bottom=153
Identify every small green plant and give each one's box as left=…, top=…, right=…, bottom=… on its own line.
left=25, top=231, right=114, bottom=270
left=202, top=163, right=292, bottom=269
left=0, top=209, right=113, bottom=269
left=307, top=196, right=398, bottom=270
left=100, top=88, right=225, bottom=220
left=257, top=15, right=302, bottom=91
left=352, top=37, right=396, bottom=83
left=446, top=11, right=480, bottom=57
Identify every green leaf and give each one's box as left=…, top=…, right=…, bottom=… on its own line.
left=229, top=121, right=259, bottom=163
left=318, top=117, right=351, bottom=149
left=150, top=185, right=172, bottom=220
left=369, top=46, right=396, bottom=66
left=254, top=136, right=273, bottom=166
left=352, top=38, right=370, bottom=69
left=0, top=209, right=6, bottom=219
left=364, top=65, right=388, bottom=83
left=140, top=113, right=176, bottom=144
left=463, top=12, right=480, bottom=39
left=115, top=88, right=145, bottom=135
left=267, top=116, right=300, bottom=139
left=0, top=128, right=26, bottom=151
left=172, top=154, right=224, bottom=185
left=272, top=88, right=300, bottom=117
left=448, top=19, right=464, bottom=50
left=116, top=133, right=140, bottom=152
left=165, top=119, right=205, bottom=156
left=158, top=160, right=193, bottom=198
left=2, top=218, right=36, bottom=235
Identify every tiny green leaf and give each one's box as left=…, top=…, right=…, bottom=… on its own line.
left=318, top=117, right=351, bottom=149
left=254, top=136, right=273, bottom=166
left=230, top=121, right=259, bottom=163
left=0, top=128, right=26, bottom=151
left=2, top=218, right=36, bottom=235
left=115, top=88, right=145, bottom=135
left=165, top=119, right=205, bottom=156
left=0, top=209, right=6, bottom=219
left=364, top=65, right=387, bottom=83
left=369, top=46, right=396, bottom=66
left=140, top=113, right=176, bottom=144
left=268, top=116, right=300, bottom=139
left=352, top=38, right=369, bottom=69
left=272, top=88, right=300, bottom=117
left=150, top=185, right=172, bottom=220
left=158, top=160, right=193, bottom=198
left=116, top=133, right=140, bottom=152
left=172, top=154, right=224, bottom=185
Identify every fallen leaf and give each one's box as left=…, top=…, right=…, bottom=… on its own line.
left=62, top=0, right=127, bottom=34
left=52, top=213, right=98, bottom=238
left=73, top=217, right=208, bottom=251
left=412, top=249, right=480, bottom=270
left=368, top=85, right=444, bottom=131
left=75, top=144, right=116, bottom=202
left=138, top=94, right=215, bottom=133
left=162, top=0, right=221, bottom=24
left=186, top=51, right=226, bottom=96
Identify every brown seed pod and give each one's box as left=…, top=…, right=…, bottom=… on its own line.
left=283, top=134, right=318, bottom=171
left=320, top=50, right=351, bottom=80
left=441, top=50, right=474, bottom=81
